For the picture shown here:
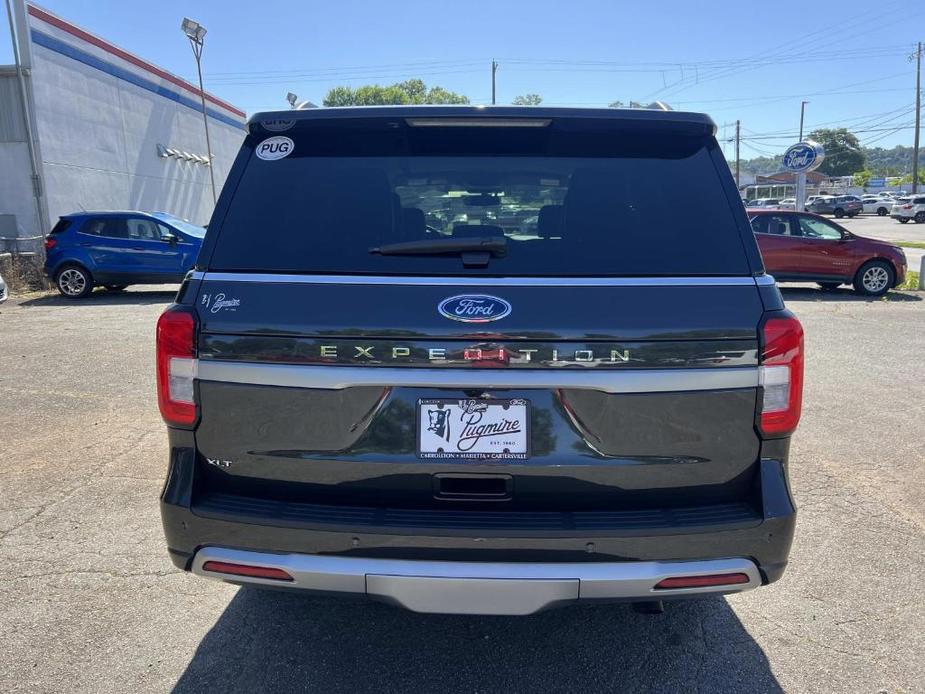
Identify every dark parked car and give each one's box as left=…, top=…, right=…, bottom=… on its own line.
left=44, top=211, right=205, bottom=298
left=157, top=106, right=802, bottom=616
left=750, top=210, right=906, bottom=296
left=806, top=195, right=862, bottom=219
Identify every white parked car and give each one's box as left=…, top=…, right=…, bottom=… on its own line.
left=0, top=271, right=7, bottom=303
left=777, top=198, right=796, bottom=210
left=890, top=195, right=925, bottom=224
left=745, top=198, right=780, bottom=208
left=860, top=196, right=893, bottom=216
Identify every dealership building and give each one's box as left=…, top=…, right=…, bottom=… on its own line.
left=0, top=1, right=246, bottom=254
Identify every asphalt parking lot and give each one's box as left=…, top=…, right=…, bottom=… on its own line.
left=1, top=284, right=923, bottom=693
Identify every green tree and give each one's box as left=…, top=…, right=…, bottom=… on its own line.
left=322, top=79, right=469, bottom=106
left=608, top=100, right=624, bottom=108
left=807, top=128, right=866, bottom=177
left=853, top=170, right=872, bottom=188
left=512, top=93, right=542, bottom=105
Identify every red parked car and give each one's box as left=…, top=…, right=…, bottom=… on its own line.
left=749, top=210, right=906, bottom=296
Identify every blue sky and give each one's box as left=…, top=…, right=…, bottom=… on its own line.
left=2, top=0, right=923, bottom=156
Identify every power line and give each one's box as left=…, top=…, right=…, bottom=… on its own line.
left=647, top=2, right=911, bottom=99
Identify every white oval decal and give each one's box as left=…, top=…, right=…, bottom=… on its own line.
left=255, top=136, right=294, bottom=161
left=261, top=118, right=295, bottom=132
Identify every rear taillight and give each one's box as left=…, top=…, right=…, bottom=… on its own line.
left=156, top=306, right=197, bottom=426
left=44, top=237, right=57, bottom=251
left=903, top=204, right=913, bottom=209
left=758, top=315, right=804, bottom=436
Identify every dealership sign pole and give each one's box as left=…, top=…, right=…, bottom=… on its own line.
left=782, top=141, right=825, bottom=212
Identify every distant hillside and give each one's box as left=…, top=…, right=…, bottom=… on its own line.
left=730, top=144, right=923, bottom=177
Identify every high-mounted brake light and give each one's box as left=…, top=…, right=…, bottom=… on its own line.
left=405, top=117, right=551, bottom=128
left=156, top=306, right=197, bottom=426
left=759, top=315, right=804, bottom=436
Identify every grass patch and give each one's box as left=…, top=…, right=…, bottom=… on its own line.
left=897, top=241, right=925, bottom=250
left=897, top=270, right=920, bottom=290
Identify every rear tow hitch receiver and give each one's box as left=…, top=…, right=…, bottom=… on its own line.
left=632, top=600, right=665, bottom=615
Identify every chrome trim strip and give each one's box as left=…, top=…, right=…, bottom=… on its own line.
left=196, top=361, right=758, bottom=394
left=755, top=274, right=776, bottom=286
left=192, top=547, right=761, bottom=615
left=191, top=271, right=767, bottom=288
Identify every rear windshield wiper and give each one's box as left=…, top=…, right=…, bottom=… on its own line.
left=369, top=236, right=506, bottom=267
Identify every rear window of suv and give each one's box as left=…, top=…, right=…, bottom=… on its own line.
left=208, top=122, right=751, bottom=277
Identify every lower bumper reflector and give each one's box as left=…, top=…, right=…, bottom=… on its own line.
left=654, top=572, right=750, bottom=590
left=202, top=560, right=294, bottom=581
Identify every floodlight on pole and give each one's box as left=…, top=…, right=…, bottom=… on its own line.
left=181, top=16, right=217, bottom=205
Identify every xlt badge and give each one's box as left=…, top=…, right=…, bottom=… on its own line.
left=438, top=295, right=511, bottom=323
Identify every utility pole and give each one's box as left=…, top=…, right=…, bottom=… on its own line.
left=799, top=102, right=805, bottom=142
left=913, top=42, right=922, bottom=194
left=735, top=120, right=741, bottom=188
left=491, top=60, right=498, bottom=105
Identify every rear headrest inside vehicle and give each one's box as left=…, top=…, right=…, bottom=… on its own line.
left=537, top=205, right=564, bottom=238
left=400, top=207, right=426, bottom=240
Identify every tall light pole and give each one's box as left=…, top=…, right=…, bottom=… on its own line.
left=181, top=17, right=217, bottom=205
left=491, top=60, right=498, bottom=105
left=797, top=101, right=809, bottom=212
left=799, top=101, right=809, bottom=142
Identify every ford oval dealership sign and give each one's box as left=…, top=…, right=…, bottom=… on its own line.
left=782, top=141, right=825, bottom=173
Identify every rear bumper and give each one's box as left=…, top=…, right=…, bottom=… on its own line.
left=160, top=432, right=797, bottom=613
left=191, top=548, right=762, bottom=615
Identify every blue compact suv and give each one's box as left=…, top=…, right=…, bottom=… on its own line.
left=44, top=211, right=205, bottom=298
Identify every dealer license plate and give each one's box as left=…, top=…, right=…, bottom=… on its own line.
left=417, top=398, right=530, bottom=460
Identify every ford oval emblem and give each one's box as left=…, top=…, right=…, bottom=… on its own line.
left=782, top=140, right=825, bottom=173
left=438, top=294, right=512, bottom=323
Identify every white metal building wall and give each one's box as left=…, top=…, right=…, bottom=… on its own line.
left=0, top=71, right=37, bottom=248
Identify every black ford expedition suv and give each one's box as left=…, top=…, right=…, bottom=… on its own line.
left=157, top=106, right=802, bottom=616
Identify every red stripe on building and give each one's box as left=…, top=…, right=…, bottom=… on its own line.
left=27, top=4, right=246, bottom=119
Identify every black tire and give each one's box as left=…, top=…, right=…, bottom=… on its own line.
left=898, top=218, right=909, bottom=224
left=55, top=264, right=93, bottom=299
left=914, top=212, right=925, bottom=224
left=834, top=208, right=845, bottom=219
left=104, top=284, right=127, bottom=291
left=876, top=207, right=888, bottom=216
left=853, top=260, right=894, bottom=297
left=818, top=282, right=841, bottom=291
